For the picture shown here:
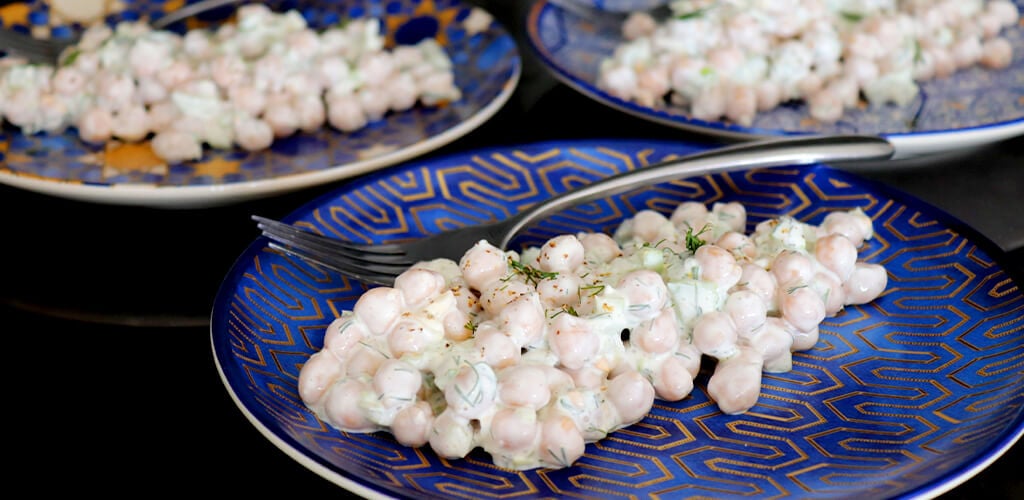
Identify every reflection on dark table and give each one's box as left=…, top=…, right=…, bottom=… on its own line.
left=2, top=1, right=1021, bottom=497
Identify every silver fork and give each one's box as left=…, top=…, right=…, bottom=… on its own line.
left=0, top=0, right=243, bottom=65
left=254, top=134, right=895, bottom=287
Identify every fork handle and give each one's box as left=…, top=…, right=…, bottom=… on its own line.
left=497, top=134, right=895, bottom=248
left=151, top=0, right=243, bottom=30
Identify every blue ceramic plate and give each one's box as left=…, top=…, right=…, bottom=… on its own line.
left=0, top=0, right=520, bottom=208
left=525, top=0, right=1024, bottom=158
left=212, top=138, right=1023, bottom=499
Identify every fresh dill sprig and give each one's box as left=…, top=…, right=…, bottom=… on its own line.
left=550, top=304, right=579, bottom=318
left=840, top=10, right=864, bottom=22
left=685, top=223, right=712, bottom=253
left=676, top=7, right=707, bottom=20
left=507, top=257, right=559, bottom=286
left=548, top=447, right=571, bottom=468
left=60, top=48, right=81, bottom=67
left=786, top=284, right=809, bottom=294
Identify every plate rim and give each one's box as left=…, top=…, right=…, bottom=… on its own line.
left=210, top=136, right=1024, bottom=499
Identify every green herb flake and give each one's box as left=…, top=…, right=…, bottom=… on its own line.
left=787, top=284, right=809, bottom=294
left=548, top=447, right=571, bottom=468
left=685, top=223, right=712, bottom=253
left=60, top=48, right=81, bottom=67
left=676, top=8, right=706, bottom=20
left=549, top=304, right=579, bottom=319
left=358, top=340, right=390, bottom=359
left=507, top=257, right=559, bottom=286
left=840, top=11, right=863, bottom=22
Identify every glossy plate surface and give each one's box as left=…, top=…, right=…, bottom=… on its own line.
left=0, top=0, right=520, bottom=208
left=525, top=0, right=1024, bottom=158
left=212, top=138, right=1024, bottom=499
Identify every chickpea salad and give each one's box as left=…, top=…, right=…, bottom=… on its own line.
left=298, top=201, right=887, bottom=471
left=0, top=4, right=462, bottom=163
left=598, top=0, right=1020, bottom=126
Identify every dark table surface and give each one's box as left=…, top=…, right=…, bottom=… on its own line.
left=3, top=1, right=1022, bottom=497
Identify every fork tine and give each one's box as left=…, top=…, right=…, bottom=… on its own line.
left=0, top=29, right=68, bottom=63
left=0, top=32, right=49, bottom=62
left=268, top=236, right=411, bottom=274
left=259, top=226, right=417, bottom=270
left=254, top=218, right=420, bottom=266
left=265, top=241, right=402, bottom=286
left=251, top=216, right=411, bottom=257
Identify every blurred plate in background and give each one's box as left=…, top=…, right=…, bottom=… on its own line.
left=0, top=0, right=521, bottom=208
left=525, top=0, right=1024, bottom=159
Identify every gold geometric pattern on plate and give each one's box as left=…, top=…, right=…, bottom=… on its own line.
left=213, top=140, right=1024, bottom=498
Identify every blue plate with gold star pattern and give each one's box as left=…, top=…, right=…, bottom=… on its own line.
left=0, top=0, right=520, bottom=208
left=212, top=138, right=1023, bottom=499
left=526, top=0, right=1024, bottom=159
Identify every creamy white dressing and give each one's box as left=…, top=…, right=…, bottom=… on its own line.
left=298, top=201, right=889, bottom=470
